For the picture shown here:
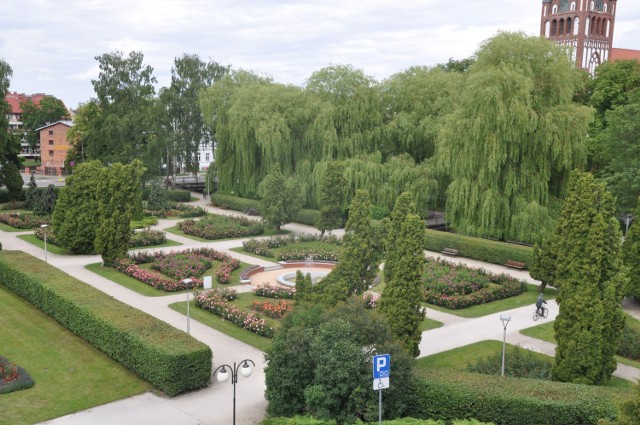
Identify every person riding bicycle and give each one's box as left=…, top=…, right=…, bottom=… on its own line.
left=536, top=293, right=547, bottom=316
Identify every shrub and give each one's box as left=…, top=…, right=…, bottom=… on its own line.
left=466, top=345, right=553, bottom=380
left=178, top=214, right=263, bottom=240
left=34, top=226, right=60, bottom=246
left=424, top=229, right=533, bottom=269
left=618, top=325, right=640, bottom=360
left=211, top=193, right=260, bottom=212
left=423, top=259, right=527, bottom=309
left=0, top=355, right=35, bottom=394
left=293, top=208, right=321, bottom=226
left=129, top=229, right=166, bottom=247
left=0, top=200, right=25, bottom=211
left=0, top=251, right=212, bottom=396
left=130, top=216, right=159, bottom=229
left=0, top=212, right=49, bottom=229
left=406, top=370, right=626, bottom=425
left=254, top=283, right=296, bottom=299
left=194, top=290, right=274, bottom=337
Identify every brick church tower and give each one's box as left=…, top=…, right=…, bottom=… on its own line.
left=540, top=0, right=618, bottom=73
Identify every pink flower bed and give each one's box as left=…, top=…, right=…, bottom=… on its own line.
left=251, top=299, right=293, bottom=319
left=194, top=290, right=274, bottom=337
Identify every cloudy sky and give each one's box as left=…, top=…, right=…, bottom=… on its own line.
left=2, top=0, right=639, bottom=109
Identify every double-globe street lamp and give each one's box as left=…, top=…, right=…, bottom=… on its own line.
left=213, top=359, right=256, bottom=425
left=182, top=278, right=194, bottom=334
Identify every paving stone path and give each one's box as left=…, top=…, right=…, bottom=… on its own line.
left=1, top=193, right=638, bottom=425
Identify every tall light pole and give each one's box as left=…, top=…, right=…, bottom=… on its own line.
left=213, top=359, right=255, bottom=425
left=182, top=278, right=193, bottom=334
left=40, top=224, right=48, bottom=263
left=500, top=314, right=511, bottom=377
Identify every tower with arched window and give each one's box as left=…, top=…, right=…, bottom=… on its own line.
left=540, top=0, right=617, bottom=73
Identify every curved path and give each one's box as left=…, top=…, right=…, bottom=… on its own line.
left=0, top=194, right=637, bottom=425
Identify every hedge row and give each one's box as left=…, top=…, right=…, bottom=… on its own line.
left=260, top=417, right=492, bottom=424
left=141, top=188, right=191, bottom=202
left=424, top=229, right=534, bottom=269
left=0, top=251, right=212, bottom=396
left=408, top=370, right=626, bottom=425
left=210, top=193, right=321, bottom=226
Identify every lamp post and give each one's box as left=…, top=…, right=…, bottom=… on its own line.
left=213, top=359, right=255, bottom=425
left=500, top=314, right=511, bottom=377
left=624, top=214, right=633, bottom=238
left=182, top=278, right=193, bottom=334
left=40, top=224, right=48, bottom=263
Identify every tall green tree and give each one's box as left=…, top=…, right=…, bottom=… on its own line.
left=33, top=184, right=57, bottom=216
left=259, top=165, right=301, bottom=230
left=383, top=192, right=417, bottom=285
left=95, top=160, right=145, bottom=265
left=0, top=59, right=21, bottom=192
left=379, top=208, right=426, bottom=357
left=315, top=161, right=346, bottom=234
left=52, top=160, right=103, bottom=254
left=552, top=171, right=627, bottom=385
left=65, top=100, right=101, bottom=166
left=438, top=32, right=592, bottom=244
left=316, top=190, right=379, bottom=303
left=623, top=199, right=640, bottom=299
left=157, top=54, right=229, bottom=177
left=86, top=51, right=156, bottom=171
left=20, top=95, right=70, bottom=148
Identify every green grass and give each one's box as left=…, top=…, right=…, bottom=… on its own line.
left=520, top=316, right=640, bottom=369
left=425, top=284, right=558, bottom=318
left=170, top=296, right=273, bottom=352
left=17, top=234, right=71, bottom=255
left=129, top=239, right=182, bottom=250
left=86, top=258, right=251, bottom=297
left=420, top=317, right=444, bottom=331
left=0, top=284, right=149, bottom=425
left=416, top=340, right=633, bottom=389
left=0, top=222, right=31, bottom=232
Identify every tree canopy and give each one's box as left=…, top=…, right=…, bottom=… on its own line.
left=20, top=95, right=70, bottom=148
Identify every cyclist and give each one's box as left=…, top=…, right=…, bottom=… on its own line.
left=535, top=293, right=547, bottom=317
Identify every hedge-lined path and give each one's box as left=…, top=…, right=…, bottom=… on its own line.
left=0, top=197, right=637, bottom=424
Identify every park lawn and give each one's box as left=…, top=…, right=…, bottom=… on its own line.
left=520, top=315, right=640, bottom=369
left=169, top=291, right=281, bottom=352
left=0, top=285, right=149, bottom=425
left=425, top=284, right=558, bottom=318
left=86, top=258, right=251, bottom=297
left=0, top=222, right=31, bottom=232
left=416, top=340, right=633, bottom=389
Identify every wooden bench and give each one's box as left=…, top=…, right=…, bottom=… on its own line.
left=441, top=247, right=460, bottom=256
left=505, top=260, right=525, bottom=269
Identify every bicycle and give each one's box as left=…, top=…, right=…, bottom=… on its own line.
left=533, top=306, right=549, bottom=321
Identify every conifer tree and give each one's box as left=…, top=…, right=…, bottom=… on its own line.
left=25, top=174, right=39, bottom=210
left=259, top=165, right=301, bottom=230
left=379, top=212, right=426, bottom=357
left=33, top=184, right=57, bottom=216
left=383, top=192, right=417, bottom=285
left=295, top=270, right=312, bottom=302
left=316, top=161, right=346, bottom=234
left=552, top=171, right=627, bottom=385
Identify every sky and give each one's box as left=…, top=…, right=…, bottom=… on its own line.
left=2, top=0, right=639, bottom=109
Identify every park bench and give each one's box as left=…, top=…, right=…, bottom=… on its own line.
left=505, top=260, right=525, bottom=269
left=441, top=247, right=460, bottom=256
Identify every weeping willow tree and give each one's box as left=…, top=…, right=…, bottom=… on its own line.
left=437, top=32, right=593, bottom=243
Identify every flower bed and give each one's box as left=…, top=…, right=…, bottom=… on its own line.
left=178, top=214, right=263, bottom=240
left=130, top=229, right=166, bottom=247
left=0, top=355, right=35, bottom=394
left=194, top=290, right=274, bottom=337
left=251, top=299, right=293, bottom=319
left=423, top=259, right=527, bottom=309
left=114, top=248, right=240, bottom=292
left=278, top=248, right=339, bottom=262
left=145, top=203, right=207, bottom=219
left=0, top=212, right=49, bottom=229
left=34, top=226, right=60, bottom=246
left=242, top=234, right=342, bottom=258
left=253, top=283, right=296, bottom=299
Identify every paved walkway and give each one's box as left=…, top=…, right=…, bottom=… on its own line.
left=1, top=194, right=638, bottom=425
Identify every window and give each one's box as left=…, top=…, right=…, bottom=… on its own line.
left=567, top=18, right=573, bottom=34
left=49, top=150, right=54, bottom=156
left=205, top=153, right=210, bottom=162
left=552, top=4, right=558, bottom=13
left=571, top=1, right=576, bottom=11
left=48, top=140, right=54, bottom=145
left=48, top=130, right=53, bottom=135
left=552, top=19, right=558, bottom=36
left=560, top=0, right=569, bottom=12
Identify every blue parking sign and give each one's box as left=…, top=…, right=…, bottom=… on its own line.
left=373, top=354, right=390, bottom=379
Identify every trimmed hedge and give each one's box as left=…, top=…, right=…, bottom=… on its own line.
left=424, top=229, right=534, bottom=269
left=0, top=251, right=212, bottom=396
left=260, top=417, right=493, bottom=424
left=211, top=193, right=321, bottom=226
left=142, top=188, right=191, bottom=202
left=408, top=370, right=626, bottom=425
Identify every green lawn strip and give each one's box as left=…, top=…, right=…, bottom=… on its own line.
left=416, top=340, right=633, bottom=389
left=425, top=284, right=558, bottom=318
left=86, top=258, right=251, bottom=297
left=520, top=317, right=640, bottom=369
left=0, top=222, right=32, bottom=232
left=0, top=284, right=149, bottom=425
left=420, top=317, right=443, bottom=331
left=169, top=292, right=277, bottom=352
left=17, top=234, right=70, bottom=255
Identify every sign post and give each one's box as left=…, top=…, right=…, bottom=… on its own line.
left=373, top=354, right=390, bottom=424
